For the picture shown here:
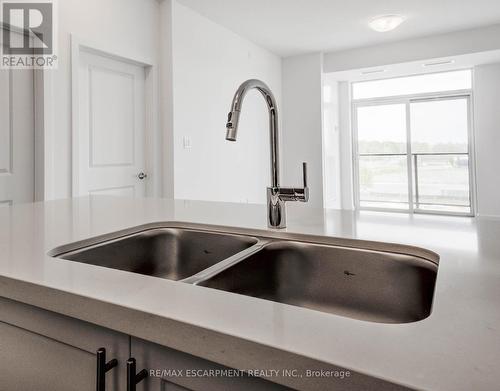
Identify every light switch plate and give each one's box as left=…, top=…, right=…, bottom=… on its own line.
left=182, top=136, right=192, bottom=149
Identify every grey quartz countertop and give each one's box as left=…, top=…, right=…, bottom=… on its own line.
left=0, top=196, right=499, bottom=391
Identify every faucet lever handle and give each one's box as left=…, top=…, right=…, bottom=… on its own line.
left=302, top=162, right=308, bottom=188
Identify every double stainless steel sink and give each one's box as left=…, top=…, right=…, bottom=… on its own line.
left=50, top=223, right=439, bottom=324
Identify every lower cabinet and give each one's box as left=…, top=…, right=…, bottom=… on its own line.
left=0, top=297, right=129, bottom=391
left=0, top=297, right=290, bottom=391
left=130, top=337, right=291, bottom=391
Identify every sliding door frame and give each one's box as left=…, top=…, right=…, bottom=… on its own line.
left=351, top=89, right=476, bottom=217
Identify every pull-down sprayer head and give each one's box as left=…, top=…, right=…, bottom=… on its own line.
left=225, top=110, right=240, bottom=141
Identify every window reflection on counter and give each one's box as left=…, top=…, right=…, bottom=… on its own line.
left=354, top=211, right=478, bottom=254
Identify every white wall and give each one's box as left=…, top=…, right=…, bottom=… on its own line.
left=171, top=1, right=282, bottom=204
left=474, top=63, right=500, bottom=217
left=282, top=53, right=324, bottom=209
left=47, top=0, right=161, bottom=200
left=159, top=0, right=175, bottom=199
left=321, top=79, right=341, bottom=209
left=338, top=81, right=354, bottom=210
left=321, top=77, right=355, bottom=211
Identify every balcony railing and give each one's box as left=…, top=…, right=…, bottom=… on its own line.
left=358, top=152, right=471, bottom=213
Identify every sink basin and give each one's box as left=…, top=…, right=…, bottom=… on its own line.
left=51, top=223, right=438, bottom=323
left=198, top=241, right=438, bottom=323
left=55, top=228, right=258, bottom=281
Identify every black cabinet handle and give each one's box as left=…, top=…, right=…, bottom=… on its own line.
left=127, top=358, right=148, bottom=391
left=96, top=348, right=118, bottom=391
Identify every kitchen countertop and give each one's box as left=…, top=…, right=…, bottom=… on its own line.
left=0, top=196, right=499, bottom=391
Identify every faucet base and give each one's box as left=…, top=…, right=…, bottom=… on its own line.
left=267, top=187, right=287, bottom=229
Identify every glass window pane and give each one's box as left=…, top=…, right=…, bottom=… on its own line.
left=410, top=98, right=469, bottom=153
left=353, top=70, right=471, bottom=100
left=414, top=154, right=470, bottom=212
left=359, top=156, right=408, bottom=208
left=357, top=104, right=406, bottom=154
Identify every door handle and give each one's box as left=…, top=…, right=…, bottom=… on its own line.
left=137, top=172, right=148, bottom=180
left=127, top=358, right=148, bottom=391
left=302, top=162, right=308, bottom=188
left=96, top=348, right=118, bottom=391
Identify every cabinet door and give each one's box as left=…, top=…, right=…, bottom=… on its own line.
left=0, top=297, right=129, bottom=391
left=131, top=337, right=291, bottom=391
left=0, top=321, right=97, bottom=391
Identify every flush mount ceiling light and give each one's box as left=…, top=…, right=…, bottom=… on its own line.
left=369, top=15, right=406, bottom=32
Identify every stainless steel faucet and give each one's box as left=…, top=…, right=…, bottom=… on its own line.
left=225, top=79, right=309, bottom=229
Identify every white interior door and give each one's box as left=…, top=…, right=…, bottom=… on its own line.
left=0, top=44, right=35, bottom=206
left=76, top=50, right=147, bottom=197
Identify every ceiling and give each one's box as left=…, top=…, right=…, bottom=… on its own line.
left=177, top=0, right=500, bottom=57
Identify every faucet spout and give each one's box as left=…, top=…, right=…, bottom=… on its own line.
left=225, top=79, right=280, bottom=188
left=225, top=79, right=308, bottom=228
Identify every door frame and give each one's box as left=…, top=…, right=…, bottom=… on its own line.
left=0, top=22, right=46, bottom=202
left=70, top=34, right=160, bottom=197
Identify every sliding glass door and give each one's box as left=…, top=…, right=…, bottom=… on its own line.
left=353, top=95, right=474, bottom=216
left=410, top=97, right=472, bottom=214
left=356, top=103, right=409, bottom=210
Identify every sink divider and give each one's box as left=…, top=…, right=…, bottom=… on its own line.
left=180, top=239, right=272, bottom=285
